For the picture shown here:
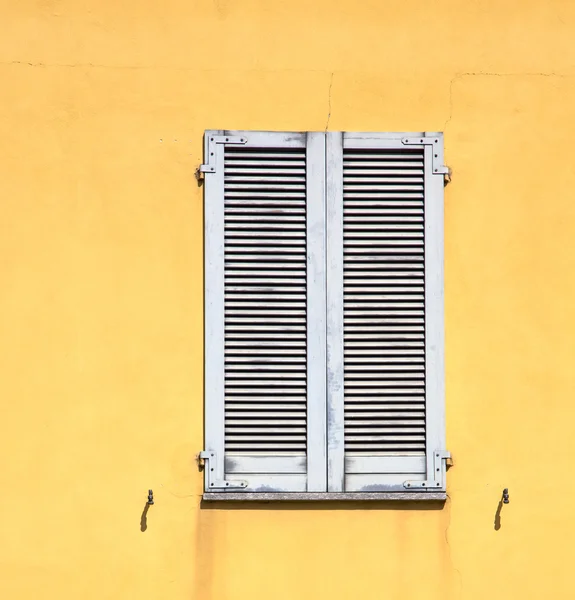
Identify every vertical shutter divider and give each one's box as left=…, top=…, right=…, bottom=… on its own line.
left=326, top=132, right=345, bottom=492
left=305, top=132, right=328, bottom=492
left=423, top=141, right=445, bottom=484
left=204, top=131, right=226, bottom=487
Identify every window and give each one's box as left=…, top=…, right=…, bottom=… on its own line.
left=201, top=130, right=449, bottom=500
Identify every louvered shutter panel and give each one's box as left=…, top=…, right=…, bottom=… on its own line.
left=204, top=131, right=327, bottom=494
left=326, top=132, right=446, bottom=493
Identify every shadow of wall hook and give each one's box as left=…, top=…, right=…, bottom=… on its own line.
left=147, top=489, right=154, bottom=505
left=503, top=488, right=509, bottom=504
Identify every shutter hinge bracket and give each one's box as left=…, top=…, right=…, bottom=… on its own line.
left=199, top=451, right=248, bottom=490
left=402, top=136, right=450, bottom=181
left=199, top=134, right=248, bottom=176
left=403, top=449, right=451, bottom=491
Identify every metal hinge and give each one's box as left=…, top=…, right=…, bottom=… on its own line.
left=199, top=134, right=248, bottom=176
left=404, top=450, right=451, bottom=491
left=199, top=451, right=248, bottom=490
left=402, top=135, right=449, bottom=179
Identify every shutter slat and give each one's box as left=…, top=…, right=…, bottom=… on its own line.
left=225, top=160, right=305, bottom=167
left=225, top=199, right=306, bottom=207
left=226, top=239, right=306, bottom=245
left=344, top=295, right=424, bottom=302
left=344, top=222, right=423, bottom=229
left=225, top=277, right=305, bottom=284
left=225, top=175, right=306, bottom=181
left=225, top=168, right=306, bottom=175
left=226, top=216, right=306, bottom=222
left=344, top=339, right=423, bottom=344
left=226, top=359, right=306, bottom=365
left=226, top=327, right=306, bottom=333
left=344, top=238, right=424, bottom=245
left=226, top=232, right=306, bottom=238
left=225, top=251, right=305, bottom=258
left=224, top=145, right=308, bottom=456
left=225, top=184, right=306, bottom=191
left=226, top=317, right=307, bottom=324
left=344, top=401, right=425, bottom=406
left=225, top=397, right=307, bottom=403
left=345, top=411, right=425, bottom=417
left=343, top=162, right=423, bottom=168
left=345, top=359, right=425, bottom=365
left=225, top=191, right=306, bottom=198
left=344, top=318, right=424, bottom=325
left=225, top=266, right=306, bottom=272
left=227, top=292, right=306, bottom=298
left=345, top=387, right=424, bottom=394
left=227, top=385, right=307, bottom=392
left=226, top=441, right=306, bottom=449
left=226, top=300, right=306, bottom=308
left=225, top=152, right=306, bottom=160
left=343, top=196, right=423, bottom=201
left=226, top=412, right=306, bottom=418
left=226, top=426, right=306, bottom=433
left=344, top=173, right=424, bottom=178
left=344, top=147, right=426, bottom=457
left=226, top=330, right=305, bottom=336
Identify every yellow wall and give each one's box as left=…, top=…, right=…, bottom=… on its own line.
left=2, top=1, right=575, bottom=598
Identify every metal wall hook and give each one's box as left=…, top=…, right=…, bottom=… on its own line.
left=503, top=488, right=509, bottom=504
left=147, top=489, right=154, bottom=505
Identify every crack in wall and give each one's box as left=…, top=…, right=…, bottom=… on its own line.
left=325, top=72, right=334, bottom=132
left=3, top=60, right=147, bottom=69
left=444, top=70, right=569, bottom=132
left=0, top=60, right=334, bottom=73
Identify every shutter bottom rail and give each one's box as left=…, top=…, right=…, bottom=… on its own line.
left=203, top=491, right=446, bottom=501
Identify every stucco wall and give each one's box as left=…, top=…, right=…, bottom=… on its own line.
left=2, top=1, right=574, bottom=598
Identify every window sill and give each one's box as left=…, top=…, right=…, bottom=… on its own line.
left=203, top=492, right=446, bottom=501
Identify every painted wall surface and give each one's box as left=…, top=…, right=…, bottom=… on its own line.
left=2, top=1, right=575, bottom=598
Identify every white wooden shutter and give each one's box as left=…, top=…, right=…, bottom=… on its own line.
left=326, top=132, right=447, bottom=493
left=203, top=131, right=327, bottom=494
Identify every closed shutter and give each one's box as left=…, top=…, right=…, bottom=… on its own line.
left=204, top=130, right=447, bottom=498
left=203, top=131, right=327, bottom=493
left=326, top=132, right=446, bottom=493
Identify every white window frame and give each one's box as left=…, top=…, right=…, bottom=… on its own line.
left=202, top=130, right=449, bottom=501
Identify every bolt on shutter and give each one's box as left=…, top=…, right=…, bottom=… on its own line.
left=204, top=131, right=327, bottom=493
left=326, top=132, right=446, bottom=492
